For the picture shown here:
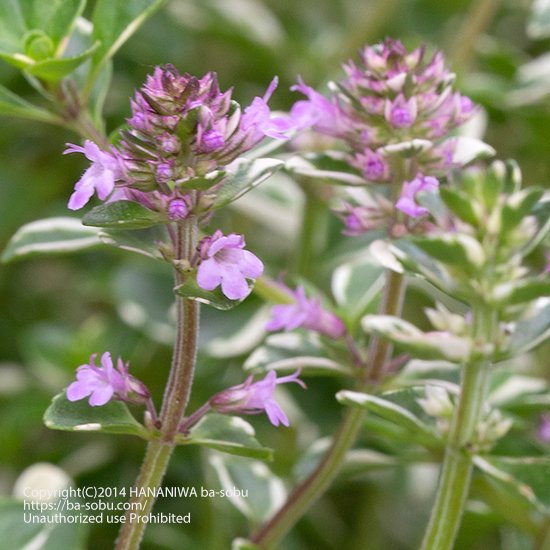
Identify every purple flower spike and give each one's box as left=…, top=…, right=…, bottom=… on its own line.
left=197, top=230, right=264, bottom=300
left=266, top=285, right=346, bottom=338
left=210, top=370, right=306, bottom=427
left=66, top=352, right=149, bottom=407
left=64, top=141, right=125, bottom=210
left=396, top=174, right=439, bottom=218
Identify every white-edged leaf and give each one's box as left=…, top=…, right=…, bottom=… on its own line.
left=361, top=315, right=472, bottom=362
left=2, top=217, right=101, bottom=263
left=177, top=414, right=273, bottom=460
left=209, top=454, right=286, bottom=523
left=214, top=157, right=284, bottom=208
left=43, top=392, right=149, bottom=439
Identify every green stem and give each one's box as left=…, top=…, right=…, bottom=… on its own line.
left=249, top=270, right=405, bottom=548
left=448, top=0, right=502, bottom=73
left=293, top=180, right=327, bottom=280
left=115, top=220, right=200, bottom=550
left=420, top=305, right=495, bottom=550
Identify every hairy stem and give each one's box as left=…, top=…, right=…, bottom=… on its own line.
left=249, top=270, right=405, bottom=548
left=419, top=305, right=495, bottom=550
left=115, top=219, right=200, bottom=550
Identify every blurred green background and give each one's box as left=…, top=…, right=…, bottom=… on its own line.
left=1, top=0, right=550, bottom=548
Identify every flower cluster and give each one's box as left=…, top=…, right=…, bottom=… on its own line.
left=66, top=352, right=150, bottom=407
left=291, top=39, right=475, bottom=178
left=290, top=39, right=477, bottom=237
left=66, top=65, right=292, bottom=214
left=209, top=370, right=306, bottom=427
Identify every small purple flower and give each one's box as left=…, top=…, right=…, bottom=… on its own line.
left=266, top=285, right=346, bottom=338
left=538, top=413, right=550, bottom=443
left=167, top=198, right=189, bottom=220
left=64, top=141, right=125, bottom=210
left=290, top=77, right=346, bottom=135
left=66, top=352, right=149, bottom=407
left=241, top=77, right=294, bottom=142
left=354, top=148, right=390, bottom=182
left=396, top=174, right=439, bottom=218
left=543, top=250, right=550, bottom=274
left=197, top=230, right=264, bottom=300
left=210, top=370, right=306, bottom=427
left=385, top=94, right=417, bottom=129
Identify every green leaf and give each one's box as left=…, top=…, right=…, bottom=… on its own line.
left=26, top=42, right=99, bottom=82
left=439, top=187, right=479, bottom=226
left=244, top=332, right=353, bottom=377
left=21, top=0, right=86, bottom=49
left=0, top=83, right=61, bottom=123
left=528, top=0, right=550, bottom=39
left=475, top=455, right=550, bottom=511
left=87, top=0, right=166, bottom=89
left=2, top=217, right=101, bottom=263
left=82, top=200, right=166, bottom=229
left=0, top=497, right=87, bottom=550
left=177, top=414, right=273, bottom=460
left=285, top=153, right=366, bottom=185
left=331, top=254, right=384, bottom=325
left=99, top=226, right=166, bottom=260
left=336, top=390, right=439, bottom=444
left=391, top=240, right=456, bottom=294
left=44, top=392, right=149, bottom=439
left=414, top=234, right=485, bottom=269
left=508, top=301, right=550, bottom=356
left=209, top=454, right=285, bottom=523
left=213, top=157, right=284, bottom=208
left=174, top=277, right=244, bottom=310
left=0, top=0, right=85, bottom=55
left=361, top=315, right=472, bottom=362
left=501, top=188, right=544, bottom=233
left=180, top=170, right=226, bottom=191
left=493, top=279, right=550, bottom=306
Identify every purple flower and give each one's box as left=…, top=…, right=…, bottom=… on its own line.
left=538, top=413, right=550, bottom=443
left=210, top=370, right=306, bottom=427
left=353, top=148, right=390, bottom=182
left=65, top=66, right=293, bottom=219
left=66, top=352, right=149, bottom=407
left=289, top=39, right=477, bottom=177
left=241, top=77, right=294, bottom=141
left=64, top=141, right=125, bottom=210
left=396, top=174, right=439, bottom=218
left=290, top=77, right=346, bottom=135
left=266, top=285, right=346, bottom=338
left=385, top=94, right=417, bottom=129
left=197, top=230, right=264, bottom=300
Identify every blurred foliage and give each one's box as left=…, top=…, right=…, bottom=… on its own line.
left=1, top=0, right=550, bottom=549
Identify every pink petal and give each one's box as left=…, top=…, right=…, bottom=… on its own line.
left=220, top=267, right=250, bottom=300
left=264, top=400, right=289, bottom=426
left=197, top=259, right=222, bottom=291
left=66, top=381, right=91, bottom=401
left=89, top=385, right=114, bottom=406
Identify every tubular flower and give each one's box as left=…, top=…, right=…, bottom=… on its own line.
left=66, top=352, right=149, bottom=407
left=64, top=141, right=126, bottom=210
left=209, top=370, right=306, bottom=427
left=266, top=285, right=346, bottom=338
left=396, top=174, right=439, bottom=218
left=66, top=65, right=292, bottom=213
left=196, top=230, right=264, bottom=300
